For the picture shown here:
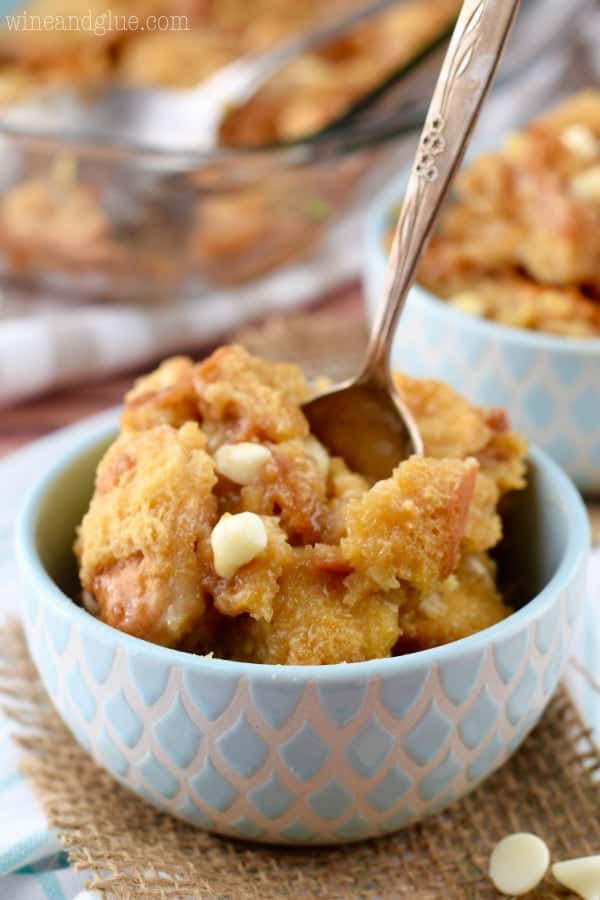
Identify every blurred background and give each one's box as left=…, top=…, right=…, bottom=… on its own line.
left=0, top=0, right=598, bottom=447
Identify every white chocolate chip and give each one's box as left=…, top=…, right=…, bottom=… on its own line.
left=210, top=512, right=267, bottom=578
left=463, top=554, right=495, bottom=584
left=419, top=592, right=446, bottom=618
left=552, top=855, right=600, bottom=899
left=571, top=164, right=600, bottom=203
left=304, top=437, right=330, bottom=478
left=448, top=291, right=486, bottom=316
left=463, top=554, right=488, bottom=577
left=82, top=590, right=99, bottom=616
left=443, top=573, right=459, bottom=592
left=214, top=442, right=271, bottom=485
left=489, top=833, right=550, bottom=896
left=561, top=124, right=599, bottom=161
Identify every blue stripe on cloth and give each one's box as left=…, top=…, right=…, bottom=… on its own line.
left=38, top=872, right=66, bottom=900
left=16, top=852, right=70, bottom=875
left=0, top=831, right=53, bottom=877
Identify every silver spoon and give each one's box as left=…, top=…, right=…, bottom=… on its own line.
left=303, top=0, right=521, bottom=481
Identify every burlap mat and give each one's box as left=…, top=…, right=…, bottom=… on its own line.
left=2, top=620, right=600, bottom=900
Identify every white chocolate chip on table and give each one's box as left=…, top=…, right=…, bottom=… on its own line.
left=553, top=855, right=600, bottom=899
left=211, top=512, right=268, bottom=578
left=489, top=833, right=550, bottom=896
left=214, top=442, right=271, bottom=485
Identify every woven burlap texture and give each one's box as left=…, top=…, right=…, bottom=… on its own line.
left=1, top=621, right=598, bottom=900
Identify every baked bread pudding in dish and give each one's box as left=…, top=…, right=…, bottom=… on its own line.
left=75, top=345, right=527, bottom=665
left=0, top=0, right=458, bottom=147
left=0, top=0, right=459, bottom=290
left=417, top=90, right=600, bottom=337
left=0, top=0, right=460, bottom=288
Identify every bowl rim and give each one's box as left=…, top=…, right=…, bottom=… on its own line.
left=365, top=173, right=600, bottom=355
left=15, top=421, right=590, bottom=683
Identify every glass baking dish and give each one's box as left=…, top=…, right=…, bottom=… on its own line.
left=0, top=0, right=588, bottom=307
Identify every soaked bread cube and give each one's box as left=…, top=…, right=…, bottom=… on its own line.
left=224, top=548, right=403, bottom=665
left=121, top=356, right=199, bottom=433
left=76, top=422, right=217, bottom=647
left=210, top=517, right=292, bottom=622
left=396, top=553, right=510, bottom=652
left=417, top=90, right=600, bottom=335
left=237, top=439, right=329, bottom=543
left=194, top=344, right=310, bottom=449
left=342, top=456, right=478, bottom=591
left=394, top=373, right=492, bottom=459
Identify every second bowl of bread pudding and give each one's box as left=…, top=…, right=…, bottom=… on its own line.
left=365, top=91, right=600, bottom=492
left=16, top=346, right=589, bottom=843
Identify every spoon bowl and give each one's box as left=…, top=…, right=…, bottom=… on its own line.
left=304, top=376, right=422, bottom=481
left=304, top=0, right=521, bottom=479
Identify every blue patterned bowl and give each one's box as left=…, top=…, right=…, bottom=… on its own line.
left=15, top=423, right=589, bottom=844
left=364, top=176, right=600, bottom=493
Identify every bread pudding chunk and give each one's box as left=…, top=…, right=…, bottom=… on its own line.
left=417, top=90, right=600, bottom=337
left=75, top=345, right=527, bottom=664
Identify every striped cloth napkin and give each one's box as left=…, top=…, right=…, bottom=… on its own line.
left=0, top=216, right=360, bottom=407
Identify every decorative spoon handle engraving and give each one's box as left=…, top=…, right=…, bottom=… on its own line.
left=364, top=0, right=520, bottom=377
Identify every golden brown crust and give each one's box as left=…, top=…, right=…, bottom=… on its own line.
left=417, top=90, right=600, bottom=337
left=121, top=357, right=199, bottom=433
left=194, top=344, right=310, bottom=449
left=342, top=456, right=478, bottom=592
left=76, top=345, right=527, bottom=664
left=396, top=553, right=510, bottom=652
left=237, top=440, right=327, bottom=544
left=76, top=421, right=217, bottom=647
left=223, top=548, right=403, bottom=666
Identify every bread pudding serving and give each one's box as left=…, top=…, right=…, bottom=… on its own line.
left=418, top=90, right=600, bottom=337
left=75, top=345, right=527, bottom=665
left=0, top=0, right=459, bottom=147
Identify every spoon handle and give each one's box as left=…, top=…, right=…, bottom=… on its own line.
left=363, top=0, right=521, bottom=381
